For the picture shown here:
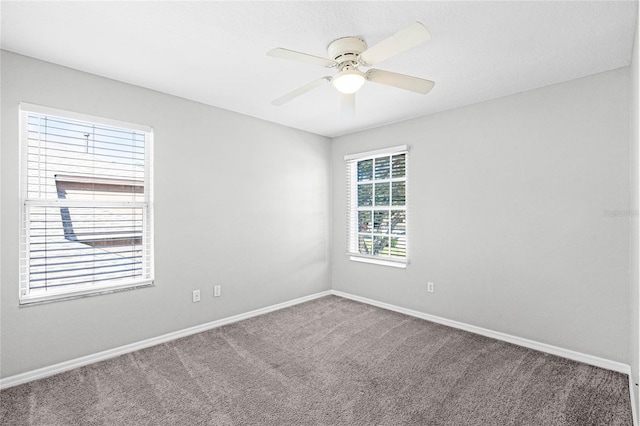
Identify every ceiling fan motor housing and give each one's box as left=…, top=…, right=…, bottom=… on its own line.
left=328, top=37, right=368, bottom=67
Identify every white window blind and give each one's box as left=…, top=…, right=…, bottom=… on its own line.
left=19, top=103, right=154, bottom=304
left=345, top=145, right=409, bottom=267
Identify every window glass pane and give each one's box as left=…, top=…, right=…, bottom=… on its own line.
left=357, top=159, right=373, bottom=182
left=392, top=182, right=405, bottom=206
left=358, top=184, right=373, bottom=207
left=390, top=211, right=406, bottom=235
left=374, top=183, right=390, bottom=206
left=28, top=205, right=144, bottom=289
left=392, top=154, right=406, bottom=178
left=373, top=236, right=389, bottom=256
left=373, top=210, right=389, bottom=234
left=358, top=211, right=372, bottom=233
left=358, top=235, right=373, bottom=255
left=26, top=115, right=146, bottom=200
left=375, top=156, right=390, bottom=180
left=390, top=238, right=407, bottom=258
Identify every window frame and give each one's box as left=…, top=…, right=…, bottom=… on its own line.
left=345, top=145, right=409, bottom=268
left=18, top=103, right=155, bottom=305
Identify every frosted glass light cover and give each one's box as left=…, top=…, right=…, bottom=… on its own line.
left=332, top=70, right=365, bottom=94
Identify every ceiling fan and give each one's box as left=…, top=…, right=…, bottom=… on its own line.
left=267, top=22, right=435, bottom=117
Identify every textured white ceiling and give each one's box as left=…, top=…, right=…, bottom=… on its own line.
left=1, top=1, right=637, bottom=137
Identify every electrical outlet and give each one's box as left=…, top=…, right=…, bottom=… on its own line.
left=427, top=282, right=434, bottom=293
left=214, top=285, right=221, bottom=297
left=192, top=290, right=201, bottom=302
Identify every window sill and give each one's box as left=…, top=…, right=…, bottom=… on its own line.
left=19, top=280, right=154, bottom=306
left=349, top=255, right=407, bottom=268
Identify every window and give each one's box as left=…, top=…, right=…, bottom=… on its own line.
left=345, top=145, right=408, bottom=267
left=19, top=103, right=154, bottom=304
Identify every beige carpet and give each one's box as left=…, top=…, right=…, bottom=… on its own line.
left=0, top=295, right=633, bottom=425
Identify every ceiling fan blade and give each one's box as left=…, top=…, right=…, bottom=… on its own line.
left=272, top=77, right=331, bottom=106
left=267, top=48, right=337, bottom=68
left=366, top=69, right=435, bottom=94
left=360, top=22, right=431, bottom=66
left=341, top=93, right=355, bottom=120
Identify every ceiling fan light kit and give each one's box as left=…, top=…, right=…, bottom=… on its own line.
left=329, top=37, right=367, bottom=94
left=332, top=69, right=365, bottom=94
left=267, top=22, right=435, bottom=114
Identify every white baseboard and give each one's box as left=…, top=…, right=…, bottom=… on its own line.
left=330, top=290, right=631, bottom=375
left=0, top=290, right=332, bottom=390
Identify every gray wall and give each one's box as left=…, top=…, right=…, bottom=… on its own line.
left=332, top=67, right=631, bottom=363
left=0, top=51, right=332, bottom=378
left=630, top=14, right=639, bottom=417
